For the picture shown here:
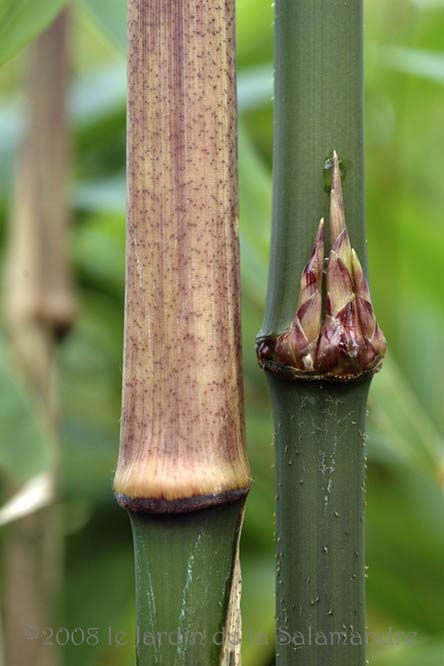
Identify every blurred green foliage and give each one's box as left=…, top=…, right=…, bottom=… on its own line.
left=1, top=1, right=444, bottom=664
left=0, top=0, right=69, bottom=65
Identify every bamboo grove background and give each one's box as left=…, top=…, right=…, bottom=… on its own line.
left=1, top=0, right=444, bottom=665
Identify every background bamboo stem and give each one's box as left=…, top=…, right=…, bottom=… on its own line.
left=3, top=9, right=75, bottom=666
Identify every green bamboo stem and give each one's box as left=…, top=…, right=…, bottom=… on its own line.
left=114, top=2, right=250, bottom=664
left=257, top=2, right=385, bottom=665
left=272, top=380, right=369, bottom=665
left=263, top=0, right=365, bottom=338
left=130, top=502, right=244, bottom=665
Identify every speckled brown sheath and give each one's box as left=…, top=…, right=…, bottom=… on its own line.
left=113, top=0, right=251, bottom=506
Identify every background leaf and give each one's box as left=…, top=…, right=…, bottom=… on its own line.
left=0, top=0, right=69, bottom=65
left=80, top=0, right=126, bottom=52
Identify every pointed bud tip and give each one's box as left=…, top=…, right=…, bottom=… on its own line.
left=329, top=150, right=346, bottom=246
left=331, top=150, right=342, bottom=192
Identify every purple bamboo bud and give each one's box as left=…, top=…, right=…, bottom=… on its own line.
left=271, top=150, right=386, bottom=380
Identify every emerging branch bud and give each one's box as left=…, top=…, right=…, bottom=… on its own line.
left=258, top=151, right=386, bottom=381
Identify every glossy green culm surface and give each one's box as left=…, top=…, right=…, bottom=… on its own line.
left=130, top=500, right=245, bottom=666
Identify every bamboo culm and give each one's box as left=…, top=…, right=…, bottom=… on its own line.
left=257, top=2, right=386, bottom=664
left=114, top=2, right=250, bottom=664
